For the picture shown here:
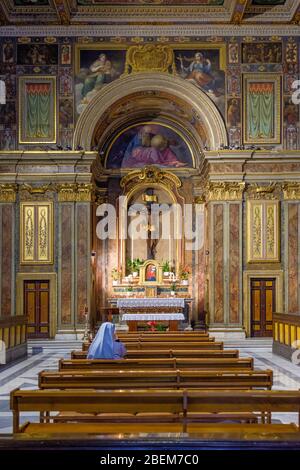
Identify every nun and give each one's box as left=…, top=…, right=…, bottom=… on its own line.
left=87, top=322, right=127, bottom=359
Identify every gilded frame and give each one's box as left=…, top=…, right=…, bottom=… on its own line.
left=18, top=76, right=57, bottom=144
left=243, top=73, right=282, bottom=144
left=20, top=201, right=54, bottom=265
left=246, top=199, right=280, bottom=264
left=139, top=260, right=163, bottom=286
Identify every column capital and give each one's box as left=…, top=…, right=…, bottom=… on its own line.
left=206, top=182, right=245, bottom=202
left=0, top=184, right=17, bottom=203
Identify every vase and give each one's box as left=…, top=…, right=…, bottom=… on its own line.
left=170, top=290, right=175, bottom=296
left=132, top=271, right=138, bottom=278
left=112, top=280, right=118, bottom=286
left=163, top=272, right=169, bottom=277
left=181, top=280, right=188, bottom=286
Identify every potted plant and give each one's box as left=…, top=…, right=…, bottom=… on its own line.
left=162, top=260, right=171, bottom=277
left=111, top=267, right=121, bottom=286
left=179, top=264, right=191, bottom=285
left=132, top=258, right=144, bottom=277
left=170, top=283, right=177, bottom=296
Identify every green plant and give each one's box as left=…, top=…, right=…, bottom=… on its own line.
left=126, top=258, right=144, bottom=274
left=156, top=323, right=168, bottom=332
left=162, top=260, right=171, bottom=273
left=171, top=283, right=177, bottom=292
left=127, top=286, right=133, bottom=292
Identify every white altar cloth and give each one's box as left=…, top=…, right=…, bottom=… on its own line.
left=122, top=313, right=185, bottom=321
left=117, top=298, right=185, bottom=308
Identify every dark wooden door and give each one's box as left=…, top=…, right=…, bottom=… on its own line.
left=251, top=278, right=275, bottom=337
left=24, top=281, right=50, bottom=338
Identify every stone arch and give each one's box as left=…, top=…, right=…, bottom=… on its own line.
left=73, top=72, right=228, bottom=152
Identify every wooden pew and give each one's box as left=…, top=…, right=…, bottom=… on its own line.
left=11, top=388, right=300, bottom=435
left=38, top=369, right=272, bottom=390
left=82, top=338, right=216, bottom=351
left=71, top=349, right=239, bottom=359
left=83, top=341, right=224, bottom=351
left=61, top=357, right=253, bottom=371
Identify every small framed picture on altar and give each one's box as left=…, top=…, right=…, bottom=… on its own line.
left=139, top=260, right=163, bottom=286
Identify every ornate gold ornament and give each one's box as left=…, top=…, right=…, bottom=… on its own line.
left=282, top=182, right=300, bottom=200
left=246, top=183, right=279, bottom=200
left=125, top=44, right=175, bottom=74
left=0, top=184, right=17, bottom=203
left=206, top=182, right=245, bottom=201
left=56, top=183, right=93, bottom=202
left=21, top=183, right=52, bottom=195
left=120, top=166, right=182, bottom=195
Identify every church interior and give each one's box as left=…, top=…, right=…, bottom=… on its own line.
left=1, top=0, right=300, bottom=458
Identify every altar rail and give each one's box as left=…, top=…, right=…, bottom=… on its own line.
left=0, top=315, right=27, bottom=367
left=272, top=312, right=300, bottom=362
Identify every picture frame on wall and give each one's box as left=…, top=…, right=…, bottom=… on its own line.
left=18, top=76, right=56, bottom=144
left=243, top=73, right=281, bottom=145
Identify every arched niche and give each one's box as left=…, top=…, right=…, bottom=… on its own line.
left=118, top=166, right=185, bottom=277
left=73, top=72, right=228, bottom=154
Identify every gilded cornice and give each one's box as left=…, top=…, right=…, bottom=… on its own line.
left=56, top=183, right=93, bottom=202
left=206, top=182, right=245, bottom=202
left=0, top=184, right=17, bottom=203
left=246, top=183, right=280, bottom=200
left=282, top=182, right=300, bottom=201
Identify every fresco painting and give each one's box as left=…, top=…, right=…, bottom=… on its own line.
left=106, top=123, right=194, bottom=169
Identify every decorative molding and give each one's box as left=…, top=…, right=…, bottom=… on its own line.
left=206, top=182, right=245, bottom=201
left=120, top=166, right=181, bottom=196
left=0, top=184, right=17, bottom=203
left=246, top=183, right=280, bottom=200
left=282, top=182, right=300, bottom=200
left=56, top=183, right=93, bottom=202
left=20, top=183, right=53, bottom=195
left=2, top=25, right=300, bottom=38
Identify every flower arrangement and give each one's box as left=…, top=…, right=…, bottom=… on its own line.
left=162, top=260, right=171, bottom=273
left=111, top=267, right=122, bottom=281
left=179, top=264, right=191, bottom=280
left=147, top=321, right=167, bottom=332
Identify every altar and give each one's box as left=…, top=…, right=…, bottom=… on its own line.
left=116, top=298, right=187, bottom=332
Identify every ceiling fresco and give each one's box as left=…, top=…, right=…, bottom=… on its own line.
left=0, top=0, right=297, bottom=25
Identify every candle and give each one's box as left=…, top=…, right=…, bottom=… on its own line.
left=169, top=234, right=171, bottom=264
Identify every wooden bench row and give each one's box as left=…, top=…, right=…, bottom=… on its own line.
left=61, top=357, right=253, bottom=371
left=71, top=348, right=238, bottom=360
left=11, top=388, right=300, bottom=435
left=82, top=341, right=223, bottom=351
left=38, top=368, right=273, bottom=390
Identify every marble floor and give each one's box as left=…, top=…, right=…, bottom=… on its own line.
left=0, top=339, right=299, bottom=434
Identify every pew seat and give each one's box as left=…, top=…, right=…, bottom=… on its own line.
left=11, top=389, right=300, bottom=435
left=18, top=422, right=299, bottom=436
left=38, top=369, right=273, bottom=390
left=71, top=349, right=239, bottom=359
left=61, top=357, right=253, bottom=371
